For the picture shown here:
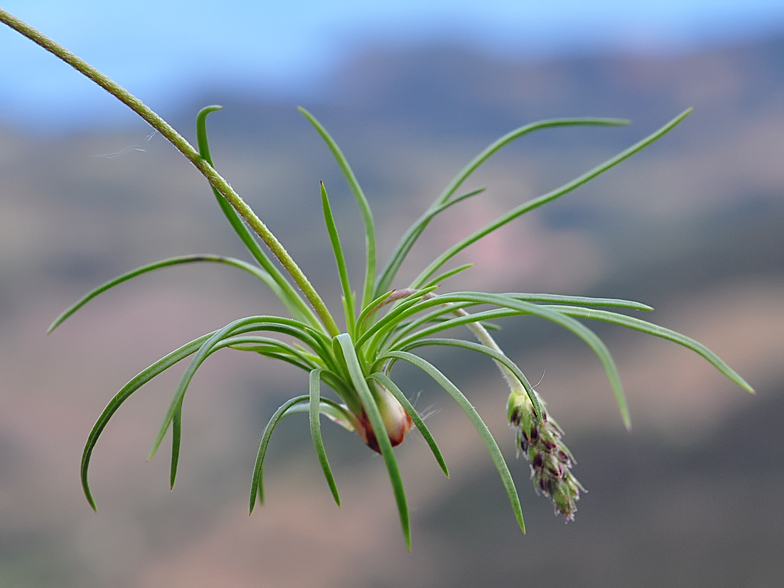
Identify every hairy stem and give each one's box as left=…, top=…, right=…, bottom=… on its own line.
left=0, top=8, right=339, bottom=337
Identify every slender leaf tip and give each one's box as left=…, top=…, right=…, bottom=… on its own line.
left=197, top=104, right=223, bottom=119
left=82, top=477, right=98, bottom=512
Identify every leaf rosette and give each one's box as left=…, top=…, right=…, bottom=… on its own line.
left=0, top=8, right=753, bottom=551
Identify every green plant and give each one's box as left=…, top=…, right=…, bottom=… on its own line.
left=1, top=9, right=752, bottom=551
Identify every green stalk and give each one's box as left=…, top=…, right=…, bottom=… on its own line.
left=0, top=9, right=339, bottom=337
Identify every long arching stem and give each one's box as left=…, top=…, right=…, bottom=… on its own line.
left=0, top=8, right=340, bottom=337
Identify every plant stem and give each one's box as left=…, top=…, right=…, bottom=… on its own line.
left=0, top=8, right=340, bottom=337
left=454, top=308, right=526, bottom=397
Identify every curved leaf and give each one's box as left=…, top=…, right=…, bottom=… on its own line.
left=150, top=316, right=334, bottom=463
left=309, top=369, right=341, bottom=506
left=225, top=335, right=321, bottom=371
left=383, top=350, right=525, bottom=534
left=411, top=110, right=693, bottom=288
left=388, top=293, right=651, bottom=347
left=386, top=292, right=630, bottom=428
left=49, top=255, right=285, bottom=333
left=545, top=305, right=754, bottom=393
left=335, top=334, right=411, bottom=550
left=393, top=337, right=541, bottom=421
left=355, top=286, right=439, bottom=350
left=374, top=188, right=484, bottom=295
left=508, top=293, right=653, bottom=311
left=377, top=117, right=629, bottom=295
left=81, top=332, right=214, bottom=510
left=421, top=263, right=474, bottom=290
left=356, top=289, right=396, bottom=329
left=170, top=398, right=183, bottom=489
left=250, top=395, right=309, bottom=511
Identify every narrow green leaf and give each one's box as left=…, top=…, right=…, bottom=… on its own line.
left=357, top=286, right=440, bottom=340
left=508, top=293, right=653, bottom=311
left=309, top=369, right=341, bottom=506
left=355, top=285, right=440, bottom=350
left=149, top=315, right=333, bottom=461
left=81, top=332, right=214, bottom=510
left=387, top=302, right=476, bottom=344
left=249, top=394, right=357, bottom=512
left=421, top=263, right=475, bottom=290
left=378, top=117, right=629, bottom=294
left=369, top=372, right=449, bottom=477
left=411, top=110, right=693, bottom=288
left=319, top=401, right=357, bottom=431
left=283, top=398, right=356, bottom=428
left=374, top=189, right=484, bottom=295
left=195, top=104, right=223, bottom=162
left=335, top=334, right=411, bottom=550
left=87, top=328, right=307, bottom=505
left=170, top=399, right=183, bottom=489
left=386, top=292, right=651, bottom=349
left=225, top=335, right=321, bottom=370
left=546, top=305, right=755, bottom=393
left=299, top=107, right=377, bottom=309
left=250, top=396, right=310, bottom=512
left=383, top=350, right=525, bottom=534
left=321, top=183, right=356, bottom=333
left=356, top=289, right=395, bottom=329
left=49, top=255, right=287, bottom=333
left=384, top=291, right=631, bottom=429
left=397, top=315, right=501, bottom=332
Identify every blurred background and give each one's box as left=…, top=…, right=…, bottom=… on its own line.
left=1, top=1, right=783, bottom=587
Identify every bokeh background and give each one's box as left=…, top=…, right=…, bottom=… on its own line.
left=1, top=2, right=783, bottom=587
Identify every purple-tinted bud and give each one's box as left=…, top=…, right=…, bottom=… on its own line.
left=528, top=426, right=539, bottom=444
left=532, top=452, right=545, bottom=471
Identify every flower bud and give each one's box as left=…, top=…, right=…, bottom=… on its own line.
left=356, top=381, right=413, bottom=454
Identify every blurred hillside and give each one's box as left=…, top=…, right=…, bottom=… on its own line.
left=1, top=32, right=783, bottom=588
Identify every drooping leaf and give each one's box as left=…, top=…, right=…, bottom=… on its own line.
left=309, top=369, right=341, bottom=506
left=386, top=292, right=630, bottom=429
left=545, top=305, right=754, bottom=393
left=49, top=255, right=286, bottom=333
left=394, top=337, right=542, bottom=422
left=81, top=332, right=214, bottom=510
left=335, top=334, right=411, bottom=550
left=382, top=350, right=526, bottom=534
left=149, top=316, right=334, bottom=462
left=250, top=396, right=309, bottom=511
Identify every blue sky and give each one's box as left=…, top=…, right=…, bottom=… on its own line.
left=2, top=1, right=784, bottom=130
